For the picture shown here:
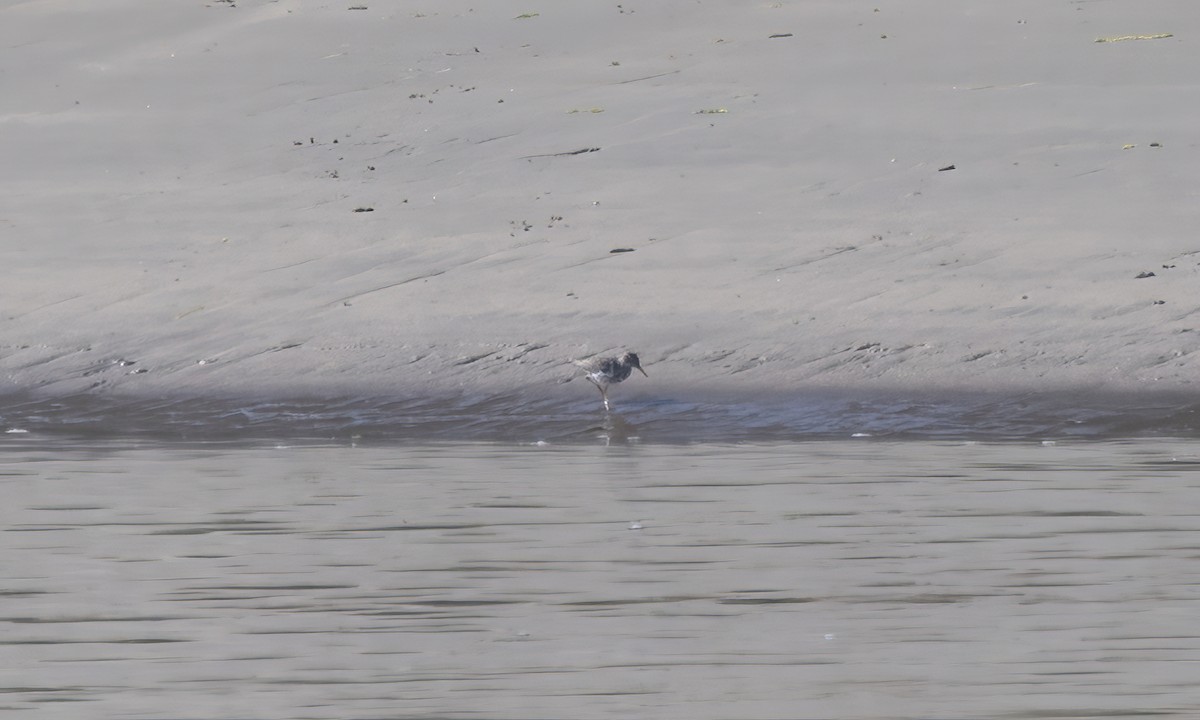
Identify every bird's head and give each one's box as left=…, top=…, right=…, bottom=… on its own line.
left=623, top=351, right=648, bottom=377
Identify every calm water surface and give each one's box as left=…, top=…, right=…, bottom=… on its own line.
left=3, top=434, right=1200, bottom=719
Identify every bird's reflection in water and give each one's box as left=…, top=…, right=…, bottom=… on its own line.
left=596, top=412, right=640, bottom=445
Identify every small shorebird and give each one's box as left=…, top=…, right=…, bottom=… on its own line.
left=574, top=351, right=647, bottom=412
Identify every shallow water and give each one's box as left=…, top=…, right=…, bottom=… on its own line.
left=3, top=434, right=1200, bottom=719
left=4, top=388, right=1200, bottom=443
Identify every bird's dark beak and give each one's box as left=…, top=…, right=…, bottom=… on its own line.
left=636, top=365, right=648, bottom=377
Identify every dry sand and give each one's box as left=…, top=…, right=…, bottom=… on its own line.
left=3, top=0, right=1200, bottom=412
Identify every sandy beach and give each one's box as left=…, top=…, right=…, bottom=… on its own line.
left=3, top=0, right=1199, bottom=416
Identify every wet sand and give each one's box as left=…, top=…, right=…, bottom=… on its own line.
left=3, top=1, right=1200, bottom=415
left=4, top=438, right=1200, bottom=718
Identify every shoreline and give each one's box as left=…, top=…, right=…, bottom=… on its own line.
left=3, top=381, right=1199, bottom=445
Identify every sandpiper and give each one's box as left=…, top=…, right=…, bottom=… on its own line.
left=574, top=351, right=648, bottom=412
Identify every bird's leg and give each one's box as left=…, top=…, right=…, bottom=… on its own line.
left=588, top=380, right=609, bottom=411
